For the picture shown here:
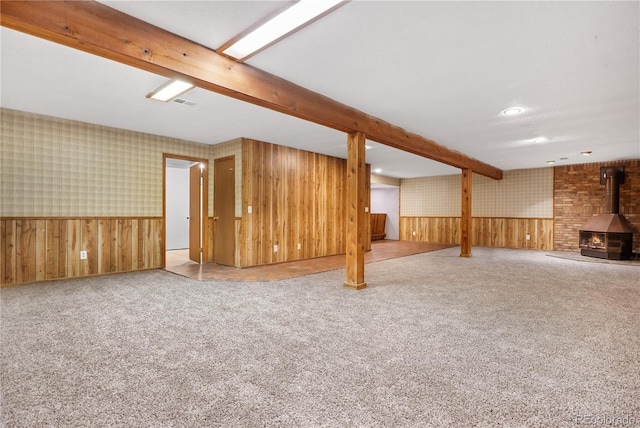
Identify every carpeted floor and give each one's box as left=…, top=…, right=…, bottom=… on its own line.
left=546, top=251, right=640, bottom=266
left=1, top=247, right=638, bottom=427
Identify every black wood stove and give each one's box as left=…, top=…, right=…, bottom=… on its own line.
left=579, top=167, right=633, bottom=260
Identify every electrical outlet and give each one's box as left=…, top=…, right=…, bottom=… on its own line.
left=297, top=243, right=301, bottom=250
left=526, top=234, right=531, bottom=241
left=274, top=245, right=278, bottom=253
left=80, top=250, right=87, bottom=260
left=247, top=205, right=252, bottom=214
left=412, top=231, right=417, bottom=236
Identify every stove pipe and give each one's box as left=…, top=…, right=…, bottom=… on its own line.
left=604, top=167, right=621, bottom=214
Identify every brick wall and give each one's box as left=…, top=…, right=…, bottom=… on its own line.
left=554, top=159, right=640, bottom=252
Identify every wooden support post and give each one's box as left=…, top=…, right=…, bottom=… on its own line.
left=344, top=131, right=367, bottom=290
left=460, top=168, right=472, bottom=257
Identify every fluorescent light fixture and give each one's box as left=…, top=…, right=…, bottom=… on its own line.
left=147, top=80, right=194, bottom=102
left=222, top=0, right=344, bottom=60
left=581, top=150, right=593, bottom=156
left=501, top=107, right=524, bottom=116
left=546, top=160, right=556, bottom=165
left=373, top=168, right=382, bottom=174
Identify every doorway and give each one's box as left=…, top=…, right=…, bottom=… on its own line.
left=370, top=184, right=400, bottom=240
left=163, top=154, right=209, bottom=267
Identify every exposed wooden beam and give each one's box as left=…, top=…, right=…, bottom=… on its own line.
left=1, top=1, right=503, bottom=180
left=344, top=131, right=367, bottom=290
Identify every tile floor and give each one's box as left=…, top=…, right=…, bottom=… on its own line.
left=164, top=240, right=454, bottom=282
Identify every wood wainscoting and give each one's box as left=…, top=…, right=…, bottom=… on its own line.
left=399, top=217, right=553, bottom=250
left=1, top=217, right=163, bottom=286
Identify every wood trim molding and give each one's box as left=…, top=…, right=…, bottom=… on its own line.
left=0, top=1, right=502, bottom=180
left=163, top=153, right=209, bottom=164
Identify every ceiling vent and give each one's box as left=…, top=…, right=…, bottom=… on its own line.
left=172, top=98, right=196, bottom=106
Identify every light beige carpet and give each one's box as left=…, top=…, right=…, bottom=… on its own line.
left=2, top=247, right=638, bottom=427
left=546, top=250, right=640, bottom=266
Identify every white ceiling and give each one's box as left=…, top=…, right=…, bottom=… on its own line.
left=1, top=1, right=638, bottom=178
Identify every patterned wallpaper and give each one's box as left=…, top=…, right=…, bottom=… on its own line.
left=400, top=168, right=553, bottom=218
left=1, top=108, right=554, bottom=220
left=1, top=108, right=242, bottom=217
left=401, top=175, right=461, bottom=216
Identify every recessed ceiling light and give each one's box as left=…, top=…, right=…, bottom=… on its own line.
left=147, top=79, right=194, bottom=102
left=373, top=168, right=382, bottom=174
left=501, top=107, right=524, bottom=116
left=222, top=0, right=345, bottom=60
left=546, top=160, right=556, bottom=165
left=581, top=151, right=593, bottom=156
left=560, top=157, right=568, bottom=160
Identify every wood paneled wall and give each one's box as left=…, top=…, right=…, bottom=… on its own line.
left=401, top=217, right=461, bottom=244
left=240, top=139, right=370, bottom=267
left=1, top=217, right=163, bottom=286
left=400, top=217, right=553, bottom=250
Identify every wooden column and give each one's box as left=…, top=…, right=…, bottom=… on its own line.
left=344, top=131, right=367, bottom=290
left=460, top=168, right=472, bottom=257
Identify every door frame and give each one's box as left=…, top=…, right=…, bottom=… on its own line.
left=162, top=153, right=209, bottom=267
